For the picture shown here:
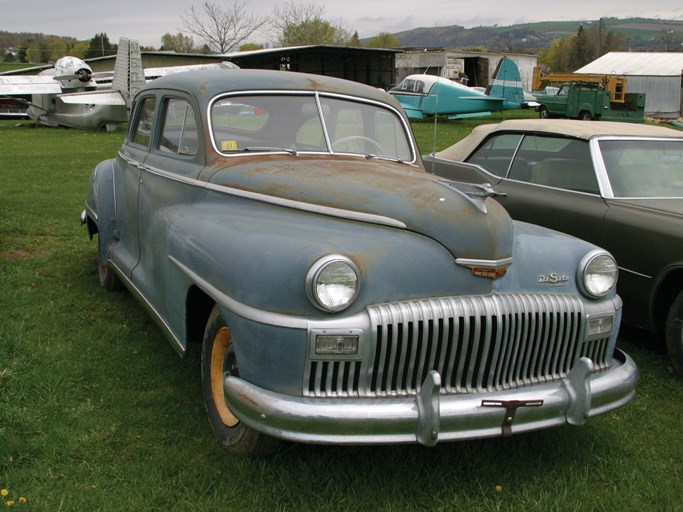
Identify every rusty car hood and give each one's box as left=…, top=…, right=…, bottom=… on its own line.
left=205, top=157, right=514, bottom=261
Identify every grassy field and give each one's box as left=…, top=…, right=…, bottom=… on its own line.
left=0, top=116, right=681, bottom=511
left=0, top=63, right=36, bottom=73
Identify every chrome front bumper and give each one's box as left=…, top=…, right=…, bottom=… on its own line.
left=224, top=349, right=638, bottom=446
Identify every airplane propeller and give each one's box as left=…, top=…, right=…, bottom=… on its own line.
left=53, top=68, right=93, bottom=83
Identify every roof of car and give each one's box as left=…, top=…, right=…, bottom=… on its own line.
left=139, top=68, right=401, bottom=110
left=436, top=119, right=683, bottom=161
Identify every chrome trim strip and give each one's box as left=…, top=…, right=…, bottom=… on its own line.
left=117, top=149, right=136, bottom=166
left=201, top=181, right=408, bottom=228
left=169, top=255, right=311, bottom=329
left=618, top=266, right=652, bottom=279
left=125, top=159, right=408, bottom=229
left=455, top=257, right=514, bottom=268
left=84, top=203, right=98, bottom=222
left=314, top=91, right=333, bottom=152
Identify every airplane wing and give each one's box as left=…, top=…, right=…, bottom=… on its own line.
left=144, top=61, right=239, bottom=79
left=0, top=75, right=62, bottom=95
left=398, top=103, right=425, bottom=120
left=58, top=90, right=126, bottom=105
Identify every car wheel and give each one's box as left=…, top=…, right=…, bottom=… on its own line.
left=201, top=305, right=280, bottom=456
left=538, top=106, right=549, bottom=119
left=665, top=291, right=683, bottom=376
left=97, top=234, right=120, bottom=291
left=579, top=111, right=592, bottom=121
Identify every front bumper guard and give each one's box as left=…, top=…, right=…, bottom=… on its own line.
left=224, top=349, right=637, bottom=446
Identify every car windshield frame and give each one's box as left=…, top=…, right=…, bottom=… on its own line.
left=208, top=90, right=416, bottom=163
left=592, top=136, right=683, bottom=199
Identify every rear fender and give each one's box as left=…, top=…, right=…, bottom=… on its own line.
left=85, top=158, right=118, bottom=254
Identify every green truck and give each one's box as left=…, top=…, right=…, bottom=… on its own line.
left=535, top=81, right=645, bottom=122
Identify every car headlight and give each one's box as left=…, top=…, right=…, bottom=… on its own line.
left=578, top=250, right=618, bottom=299
left=306, top=255, right=360, bottom=312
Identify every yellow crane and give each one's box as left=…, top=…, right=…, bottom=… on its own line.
left=532, top=67, right=627, bottom=104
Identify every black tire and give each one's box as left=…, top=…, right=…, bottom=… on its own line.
left=538, top=106, right=550, bottom=119
left=579, top=111, right=592, bottom=121
left=97, top=234, right=121, bottom=291
left=665, top=291, right=683, bottom=376
left=201, top=305, right=279, bottom=456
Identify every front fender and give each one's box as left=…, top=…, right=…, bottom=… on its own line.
left=164, top=199, right=488, bottom=319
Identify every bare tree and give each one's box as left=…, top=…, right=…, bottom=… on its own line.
left=271, top=2, right=353, bottom=47
left=181, top=1, right=268, bottom=53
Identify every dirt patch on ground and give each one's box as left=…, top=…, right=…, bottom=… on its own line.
left=2, top=248, right=33, bottom=260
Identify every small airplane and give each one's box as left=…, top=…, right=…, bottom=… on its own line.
left=388, top=57, right=536, bottom=120
left=0, top=38, right=238, bottom=130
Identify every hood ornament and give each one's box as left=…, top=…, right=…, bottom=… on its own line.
left=433, top=180, right=506, bottom=214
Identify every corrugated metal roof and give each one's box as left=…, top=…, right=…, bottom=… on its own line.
left=576, top=52, right=683, bottom=76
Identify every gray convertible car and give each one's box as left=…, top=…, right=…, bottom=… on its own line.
left=427, top=119, right=683, bottom=375
left=82, top=70, right=637, bottom=456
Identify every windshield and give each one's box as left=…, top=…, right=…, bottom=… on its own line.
left=598, top=139, right=683, bottom=198
left=210, top=93, right=414, bottom=162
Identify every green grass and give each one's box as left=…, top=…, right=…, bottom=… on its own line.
left=0, top=63, right=36, bottom=72
left=0, top=117, right=681, bottom=511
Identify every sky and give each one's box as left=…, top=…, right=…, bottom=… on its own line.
left=2, top=0, right=683, bottom=49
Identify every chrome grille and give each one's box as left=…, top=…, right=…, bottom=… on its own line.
left=305, top=294, right=612, bottom=397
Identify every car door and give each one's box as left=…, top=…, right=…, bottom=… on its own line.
left=132, top=95, right=205, bottom=316
left=110, top=94, right=158, bottom=278
left=473, top=133, right=609, bottom=246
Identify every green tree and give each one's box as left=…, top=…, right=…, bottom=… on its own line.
left=68, top=41, right=90, bottom=59
left=281, top=18, right=340, bottom=46
left=568, top=24, right=590, bottom=70
left=272, top=2, right=353, bottom=47
left=160, top=32, right=195, bottom=52
left=45, top=36, right=68, bottom=61
left=365, top=32, right=401, bottom=48
left=239, top=42, right=264, bottom=51
left=349, top=31, right=361, bottom=47
left=538, top=36, right=574, bottom=72
left=25, top=42, right=43, bottom=63
left=85, top=33, right=114, bottom=58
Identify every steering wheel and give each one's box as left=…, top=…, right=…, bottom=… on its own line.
left=332, top=136, right=385, bottom=155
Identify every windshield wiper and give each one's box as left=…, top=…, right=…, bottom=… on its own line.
left=364, top=153, right=405, bottom=164
left=244, top=146, right=298, bottom=156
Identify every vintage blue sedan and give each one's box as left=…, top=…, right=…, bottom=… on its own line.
left=82, top=70, right=637, bottom=456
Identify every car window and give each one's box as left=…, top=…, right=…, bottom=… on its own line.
left=210, top=93, right=413, bottom=162
left=158, top=99, right=199, bottom=156
left=212, top=95, right=322, bottom=153
left=321, top=97, right=412, bottom=161
left=599, top=139, right=683, bottom=198
left=509, top=135, right=598, bottom=194
left=131, top=97, right=157, bottom=148
left=465, top=133, right=523, bottom=177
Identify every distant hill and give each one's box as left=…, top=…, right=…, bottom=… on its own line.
left=0, top=31, right=78, bottom=51
left=387, top=17, right=683, bottom=53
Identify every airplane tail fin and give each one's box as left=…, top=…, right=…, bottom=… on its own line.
left=486, top=57, right=526, bottom=108
left=111, top=38, right=146, bottom=108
